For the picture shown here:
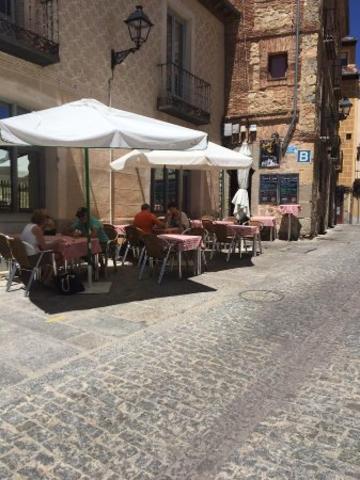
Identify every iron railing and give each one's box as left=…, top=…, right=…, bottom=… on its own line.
left=158, top=62, right=211, bottom=125
left=0, top=179, right=29, bottom=210
left=0, top=0, right=59, bottom=65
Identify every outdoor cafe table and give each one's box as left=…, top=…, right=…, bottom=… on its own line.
left=157, top=233, right=202, bottom=279
left=214, top=221, right=261, bottom=256
left=251, top=216, right=277, bottom=241
left=190, top=219, right=203, bottom=228
left=44, top=235, right=102, bottom=271
left=114, top=224, right=130, bottom=236
left=278, top=204, right=302, bottom=241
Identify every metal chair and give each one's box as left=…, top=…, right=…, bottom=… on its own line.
left=103, top=223, right=119, bottom=272
left=122, top=225, right=145, bottom=266
left=242, top=220, right=263, bottom=256
left=139, top=234, right=173, bottom=284
left=213, top=224, right=237, bottom=262
left=8, top=238, right=54, bottom=296
left=201, top=219, right=217, bottom=252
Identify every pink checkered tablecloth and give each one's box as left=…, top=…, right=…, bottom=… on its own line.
left=157, top=234, right=202, bottom=252
left=190, top=220, right=203, bottom=228
left=45, top=235, right=101, bottom=261
left=114, top=224, right=131, bottom=236
left=213, top=220, right=233, bottom=226
left=227, top=224, right=259, bottom=237
left=251, top=216, right=277, bottom=228
left=279, top=204, right=302, bottom=217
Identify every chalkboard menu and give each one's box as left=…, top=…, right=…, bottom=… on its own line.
left=279, top=174, right=299, bottom=204
left=259, top=174, right=279, bottom=204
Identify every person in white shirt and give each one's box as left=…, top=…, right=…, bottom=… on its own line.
left=20, top=210, right=60, bottom=283
left=165, top=202, right=190, bottom=232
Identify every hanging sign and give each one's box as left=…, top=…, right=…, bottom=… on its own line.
left=297, top=150, right=312, bottom=163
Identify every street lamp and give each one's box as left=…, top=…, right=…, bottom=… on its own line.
left=338, top=97, right=353, bottom=120
left=111, top=5, right=153, bottom=70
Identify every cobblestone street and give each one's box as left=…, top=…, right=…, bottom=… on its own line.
left=1, top=225, right=360, bottom=479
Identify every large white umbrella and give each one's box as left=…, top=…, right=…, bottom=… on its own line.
left=110, top=141, right=253, bottom=171
left=231, top=142, right=253, bottom=217
left=0, top=98, right=207, bottom=149
left=0, top=98, right=208, bottom=284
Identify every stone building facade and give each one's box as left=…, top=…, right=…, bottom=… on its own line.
left=0, top=0, right=239, bottom=233
left=224, top=0, right=349, bottom=236
left=337, top=37, right=360, bottom=224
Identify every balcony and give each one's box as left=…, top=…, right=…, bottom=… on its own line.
left=323, top=7, right=338, bottom=59
left=157, top=62, right=211, bottom=125
left=0, top=0, right=59, bottom=66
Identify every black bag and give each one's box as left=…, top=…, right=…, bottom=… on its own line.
left=55, top=271, right=85, bottom=295
left=237, top=211, right=250, bottom=225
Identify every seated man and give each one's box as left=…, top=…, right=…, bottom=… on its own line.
left=72, top=207, right=109, bottom=250
left=165, top=202, right=190, bottom=232
left=133, top=203, right=164, bottom=234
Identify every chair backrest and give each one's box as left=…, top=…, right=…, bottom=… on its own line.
left=202, top=219, right=216, bottom=234
left=183, top=227, right=206, bottom=240
left=214, top=223, right=231, bottom=243
left=125, top=225, right=144, bottom=246
left=201, top=215, right=215, bottom=221
left=9, top=238, right=32, bottom=269
left=223, top=216, right=236, bottom=222
left=103, top=223, right=118, bottom=241
left=0, top=234, right=14, bottom=261
left=142, top=234, right=168, bottom=260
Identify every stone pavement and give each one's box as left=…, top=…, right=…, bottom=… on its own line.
left=0, top=225, right=360, bottom=479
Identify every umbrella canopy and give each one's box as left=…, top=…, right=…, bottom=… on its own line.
left=0, top=98, right=208, bottom=150
left=232, top=142, right=253, bottom=217
left=110, top=142, right=253, bottom=171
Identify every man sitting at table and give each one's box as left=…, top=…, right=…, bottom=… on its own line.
left=133, top=203, right=165, bottom=234
left=72, top=207, right=109, bottom=250
left=165, top=202, right=190, bottom=232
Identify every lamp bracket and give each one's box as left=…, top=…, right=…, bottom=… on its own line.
left=111, top=47, right=138, bottom=69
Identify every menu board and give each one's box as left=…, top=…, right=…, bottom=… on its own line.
left=259, top=175, right=279, bottom=204
left=279, top=174, right=299, bottom=204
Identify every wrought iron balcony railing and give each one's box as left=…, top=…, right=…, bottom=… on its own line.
left=157, top=62, right=211, bottom=125
left=323, top=7, right=339, bottom=59
left=0, top=0, right=59, bottom=66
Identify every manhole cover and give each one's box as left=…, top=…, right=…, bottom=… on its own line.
left=240, top=290, right=284, bottom=302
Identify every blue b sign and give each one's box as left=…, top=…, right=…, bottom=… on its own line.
left=298, top=150, right=312, bottom=163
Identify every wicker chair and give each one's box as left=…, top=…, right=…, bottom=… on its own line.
left=0, top=234, right=17, bottom=291
left=139, top=234, right=173, bottom=284
left=122, top=225, right=145, bottom=266
left=213, top=224, right=237, bottom=262
left=183, top=227, right=207, bottom=270
left=201, top=219, right=217, bottom=252
left=8, top=238, right=54, bottom=296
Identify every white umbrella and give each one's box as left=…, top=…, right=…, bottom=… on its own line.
left=0, top=98, right=207, bottom=150
left=232, top=142, right=253, bottom=218
left=110, top=142, right=253, bottom=171
left=0, top=98, right=208, bottom=285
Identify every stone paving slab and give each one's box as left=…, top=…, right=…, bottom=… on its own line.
left=0, top=226, right=360, bottom=478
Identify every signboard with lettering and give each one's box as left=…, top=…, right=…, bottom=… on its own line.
left=286, top=145, right=298, bottom=154
left=279, top=174, right=299, bottom=204
left=259, top=174, right=279, bottom=204
left=297, top=150, right=312, bottom=163
left=260, top=138, right=281, bottom=168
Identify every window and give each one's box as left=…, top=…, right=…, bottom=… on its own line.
left=151, top=167, right=191, bottom=214
left=0, top=0, right=11, bottom=16
left=341, top=52, right=348, bottom=67
left=0, top=102, right=44, bottom=212
left=346, top=133, right=352, bottom=140
left=268, top=53, right=288, bottom=80
left=167, top=11, right=188, bottom=98
left=259, top=174, right=299, bottom=205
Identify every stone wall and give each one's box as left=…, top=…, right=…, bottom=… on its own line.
left=0, top=0, right=226, bottom=229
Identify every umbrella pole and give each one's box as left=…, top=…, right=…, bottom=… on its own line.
left=84, top=148, right=92, bottom=287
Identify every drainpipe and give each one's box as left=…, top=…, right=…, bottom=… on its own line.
left=282, top=0, right=301, bottom=156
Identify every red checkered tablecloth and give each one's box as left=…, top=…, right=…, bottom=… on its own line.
left=157, top=234, right=202, bottom=252
left=279, top=204, right=302, bottom=217
left=251, top=216, right=277, bottom=227
left=45, top=235, right=101, bottom=261
left=227, top=224, right=259, bottom=237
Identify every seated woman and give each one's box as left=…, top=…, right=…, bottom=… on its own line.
left=165, top=202, right=190, bottom=233
left=20, top=210, right=61, bottom=284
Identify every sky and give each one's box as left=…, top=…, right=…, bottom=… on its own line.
left=349, top=0, right=360, bottom=65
